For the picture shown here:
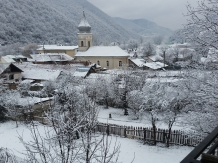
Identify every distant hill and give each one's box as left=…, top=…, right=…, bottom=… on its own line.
left=113, top=17, right=174, bottom=38
left=0, top=0, right=140, bottom=46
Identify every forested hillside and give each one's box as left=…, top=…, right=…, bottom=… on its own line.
left=113, top=17, right=173, bottom=37
left=0, top=0, right=139, bottom=45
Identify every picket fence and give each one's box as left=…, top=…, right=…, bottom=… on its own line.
left=95, top=123, right=207, bottom=147
left=34, top=116, right=206, bottom=147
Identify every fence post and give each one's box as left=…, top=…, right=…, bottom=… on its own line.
left=163, top=130, right=166, bottom=143
left=143, top=128, right=146, bottom=144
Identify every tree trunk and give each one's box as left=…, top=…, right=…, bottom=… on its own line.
left=152, top=124, right=156, bottom=145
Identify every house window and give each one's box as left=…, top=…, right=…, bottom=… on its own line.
left=88, top=41, right=90, bottom=47
left=106, top=61, right=109, bottom=67
left=97, top=60, right=100, bottom=65
left=119, top=61, right=122, bottom=67
left=9, top=74, right=14, bottom=80
left=81, top=41, right=84, bottom=47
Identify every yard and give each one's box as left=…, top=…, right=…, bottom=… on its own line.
left=0, top=121, right=193, bottom=163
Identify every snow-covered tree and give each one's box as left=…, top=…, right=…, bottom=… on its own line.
left=179, top=70, right=218, bottom=133
left=18, top=77, right=120, bottom=163
left=142, top=42, right=156, bottom=57
left=184, top=0, right=218, bottom=52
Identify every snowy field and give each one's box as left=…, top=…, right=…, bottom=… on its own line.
left=98, top=107, right=191, bottom=131
left=0, top=121, right=193, bottom=163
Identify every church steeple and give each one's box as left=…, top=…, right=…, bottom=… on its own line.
left=77, top=10, right=93, bottom=51
left=78, top=11, right=91, bottom=33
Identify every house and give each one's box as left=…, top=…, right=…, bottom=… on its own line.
left=0, top=55, right=28, bottom=63
left=0, top=63, right=23, bottom=82
left=30, top=53, right=74, bottom=65
left=74, top=11, right=130, bottom=69
left=37, top=45, right=78, bottom=58
left=129, top=58, right=168, bottom=70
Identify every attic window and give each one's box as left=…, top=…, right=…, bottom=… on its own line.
left=106, top=61, right=109, bottom=67
left=119, top=61, right=122, bottom=67
left=9, top=74, right=14, bottom=80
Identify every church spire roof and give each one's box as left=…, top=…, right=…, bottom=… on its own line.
left=78, top=10, right=91, bottom=33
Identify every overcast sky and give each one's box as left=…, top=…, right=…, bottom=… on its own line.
left=87, top=0, right=198, bottom=30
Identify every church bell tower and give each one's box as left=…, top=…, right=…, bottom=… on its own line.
left=77, top=11, right=93, bottom=51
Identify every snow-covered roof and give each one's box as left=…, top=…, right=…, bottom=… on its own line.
left=0, top=63, right=10, bottom=74
left=144, top=62, right=168, bottom=70
left=76, top=46, right=130, bottom=57
left=129, top=58, right=146, bottom=68
left=78, top=11, right=91, bottom=33
left=129, top=58, right=167, bottom=69
left=37, top=45, right=78, bottom=51
left=73, top=66, right=92, bottom=78
left=22, top=69, right=61, bottom=81
left=17, top=97, right=51, bottom=106
left=30, top=53, right=73, bottom=62
left=1, top=55, right=27, bottom=63
left=14, top=62, right=79, bottom=77
left=0, top=63, right=23, bottom=75
left=78, top=17, right=91, bottom=28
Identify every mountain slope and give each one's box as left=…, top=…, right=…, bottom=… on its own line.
left=0, top=0, right=140, bottom=45
left=113, top=17, right=173, bottom=37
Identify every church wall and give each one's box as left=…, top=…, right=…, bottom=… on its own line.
left=65, top=50, right=76, bottom=58
left=75, top=56, right=129, bottom=69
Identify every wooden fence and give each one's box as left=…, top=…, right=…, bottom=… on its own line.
left=95, top=123, right=207, bottom=147
left=35, top=116, right=206, bottom=147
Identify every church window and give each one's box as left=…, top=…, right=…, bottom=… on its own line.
left=81, top=41, right=84, bottom=47
left=119, top=61, right=122, bottom=67
left=97, top=60, right=100, bottom=65
left=106, top=61, right=109, bottom=67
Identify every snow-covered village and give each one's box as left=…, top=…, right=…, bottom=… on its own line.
left=0, top=0, right=218, bottom=163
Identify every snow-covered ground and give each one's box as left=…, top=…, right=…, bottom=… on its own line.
left=0, top=121, right=193, bottom=163
left=98, top=107, right=191, bottom=131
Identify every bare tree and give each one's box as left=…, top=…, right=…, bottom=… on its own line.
left=0, top=148, right=18, bottom=163
left=21, top=43, right=39, bottom=57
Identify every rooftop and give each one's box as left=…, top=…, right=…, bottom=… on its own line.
left=0, top=55, right=27, bottom=63
left=30, top=53, right=73, bottom=62
left=78, top=11, right=91, bottom=33
left=73, top=66, right=92, bottom=78
left=0, top=63, right=10, bottom=74
left=129, top=58, right=168, bottom=70
left=76, top=46, right=130, bottom=57
left=37, top=45, right=78, bottom=51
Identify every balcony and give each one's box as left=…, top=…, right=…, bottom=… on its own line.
left=180, top=126, right=218, bottom=163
